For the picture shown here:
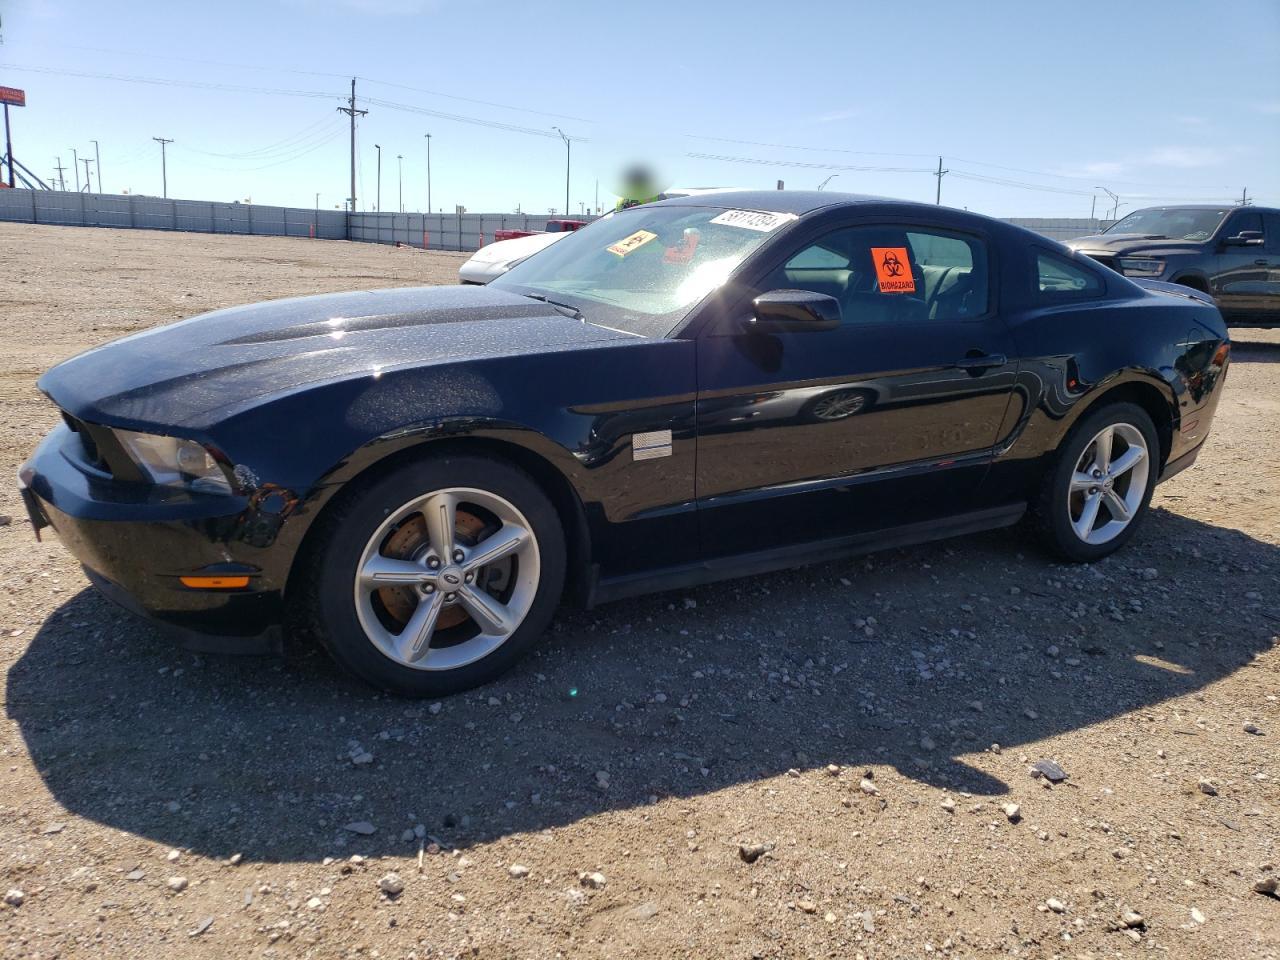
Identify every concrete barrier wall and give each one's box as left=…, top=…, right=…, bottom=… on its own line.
left=0, top=188, right=1111, bottom=250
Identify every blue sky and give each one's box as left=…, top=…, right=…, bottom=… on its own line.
left=2, top=0, right=1277, bottom=217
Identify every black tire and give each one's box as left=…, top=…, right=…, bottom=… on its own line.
left=292, top=452, right=566, bottom=696
left=1031, top=401, right=1160, bottom=563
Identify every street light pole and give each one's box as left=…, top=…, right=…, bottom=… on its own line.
left=397, top=154, right=403, bottom=212
left=553, top=126, right=570, bottom=221
left=71, top=147, right=79, bottom=191
left=91, top=138, right=101, bottom=193
left=817, top=174, right=838, bottom=191
left=374, top=144, right=382, bottom=212
left=424, top=133, right=432, bottom=213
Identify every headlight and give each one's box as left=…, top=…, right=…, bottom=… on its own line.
left=114, top=429, right=231, bottom=494
left=1116, top=257, right=1165, bottom=277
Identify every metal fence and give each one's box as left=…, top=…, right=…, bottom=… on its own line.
left=0, top=188, right=348, bottom=239
left=0, top=188, right=1111, bottom=250
left=346, top=211, right=598, bottom=252
left=1006, top=217, right=1113, bottom=242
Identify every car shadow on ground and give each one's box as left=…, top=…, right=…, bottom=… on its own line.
left=1229, top=338, right=1280, bottom=362
left=7, top=509, right=1276, bottom=864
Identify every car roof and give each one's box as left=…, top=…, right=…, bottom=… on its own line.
left=653, top=189, right=888, bottom=216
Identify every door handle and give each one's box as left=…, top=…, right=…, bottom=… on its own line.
left=1254, top=259, right=1270, bottom=266
left=954, top=353, right=1006, bottom=370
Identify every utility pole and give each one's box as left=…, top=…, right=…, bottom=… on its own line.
left=594, top=178, right=598, bottom=214
left=91, top=139, right=101, bottom=193
left=54, top=156, right=67, bottom=192
left=1097, top=186, right=1119, bottom=221
left=424, top=133, right=432, bottom=213
left=397, top=154, right=403, bottom=212
left=553, top=126, right=570, bottom=223
left=337, top=77, right=367, bottom=211
left=80, top=157, right=94, bottom=192
left=1090, top=194, right=1096, bottom=220
left=934, top=156, right=948, bottom=205
left=1238, top=187, right=1251, bottom=206
left=71, top=147, right=80, bottom=191
left=152, top=137, right=173, bottom=198
left=374, top=143, right=381, bottom=212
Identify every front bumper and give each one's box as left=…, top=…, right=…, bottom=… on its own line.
left=19, top=423, right=285, bottom=652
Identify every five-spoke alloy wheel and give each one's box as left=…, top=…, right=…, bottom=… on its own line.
left=296, top=454, right=565, bottom=696
left=1035, top=402, right=1160, bottom=562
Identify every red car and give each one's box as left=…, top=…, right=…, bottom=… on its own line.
left=492, top=218, right=585, bottom=243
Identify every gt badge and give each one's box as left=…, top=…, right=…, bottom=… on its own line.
left=631, top=430, right=673, bottom=461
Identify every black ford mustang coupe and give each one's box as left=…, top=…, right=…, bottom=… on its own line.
left=20, top=192, right=1230, bottom=695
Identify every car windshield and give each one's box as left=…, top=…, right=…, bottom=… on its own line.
left=1104, top=207, right=1229, bottom=242
left=490, top=204, right=793, bottom=337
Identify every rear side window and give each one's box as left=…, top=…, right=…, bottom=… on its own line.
left=1036, top=252, right=1104, bottom=298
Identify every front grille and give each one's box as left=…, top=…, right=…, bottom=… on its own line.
left=61, top=412, right=108, bottom=472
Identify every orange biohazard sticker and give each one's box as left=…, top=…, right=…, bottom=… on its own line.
left=607, top=229, right=658, bottom=257
left=871, top=247, right=916, bottom=293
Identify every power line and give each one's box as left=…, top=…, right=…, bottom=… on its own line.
left=357, top=75, right=592, bottom=124
left=181, top=114, right=341, bottom=160
left=0, top=63, right=340, bottom=102
left=49, top=45, right=594, bottom=122
left=364, top=95, right=588, bottom=140
left=173, top=128, right=344, bottom=173
left=688, top=134, right=935, bottom=160
left=687, top=152, right=933, bottom=174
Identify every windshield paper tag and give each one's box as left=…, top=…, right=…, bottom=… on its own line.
left=871, top=247, right=917, bottom=293
left=709, top=209, right=796, bottom=232
left=607, top=229, right=658, bottom=257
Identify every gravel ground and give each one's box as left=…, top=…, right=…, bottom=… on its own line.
left=0, top=223, right=1277, bottom=960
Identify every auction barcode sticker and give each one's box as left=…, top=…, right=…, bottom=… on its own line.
left=709, top=209, right=797, bottom=232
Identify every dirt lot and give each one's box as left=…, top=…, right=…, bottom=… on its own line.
left=0, top=223, right=1277, bottom=960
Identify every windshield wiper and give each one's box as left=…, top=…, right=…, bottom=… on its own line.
left=523, top=293, right=583, bottom=321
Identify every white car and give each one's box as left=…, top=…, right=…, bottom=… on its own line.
left=458, top=231, right=569, bottom=284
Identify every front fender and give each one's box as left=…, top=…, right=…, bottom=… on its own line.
left=203, top=339, right=699, bottom=587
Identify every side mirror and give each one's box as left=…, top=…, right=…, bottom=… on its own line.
left=1223, top=230, right=1264, bottom=247
left=750, top=289, right=841, bottom=332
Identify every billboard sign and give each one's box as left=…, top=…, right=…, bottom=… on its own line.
left=0, top=87, right=26, bottom=107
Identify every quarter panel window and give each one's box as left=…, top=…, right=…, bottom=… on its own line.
left=762, top=225, right=990, bottom=323
left=1036, top=252, right=1104, bottom=297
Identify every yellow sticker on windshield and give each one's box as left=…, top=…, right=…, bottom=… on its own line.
left=607, top=229, right=658, bottom=257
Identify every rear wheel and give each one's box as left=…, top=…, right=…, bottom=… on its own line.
left=296, top=454, right=565, bottom=696
left=1033, top=402, right=1159, bottom=562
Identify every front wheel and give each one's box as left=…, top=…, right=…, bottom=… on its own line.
left=1033, top=402, right=1160, bottom=563
left=295, top=454, right=566, bottom=696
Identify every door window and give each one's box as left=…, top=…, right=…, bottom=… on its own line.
left=763, top=225, right=990, bottom=323
left=1224, top=210, right=1264, bottom=239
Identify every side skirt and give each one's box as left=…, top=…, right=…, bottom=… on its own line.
left=585, top=502, right=1027, bottom=608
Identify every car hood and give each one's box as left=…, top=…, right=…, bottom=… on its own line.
left=1065, top=233, right=1204, bottom=256
left=39, top=285, right=635, bottom=430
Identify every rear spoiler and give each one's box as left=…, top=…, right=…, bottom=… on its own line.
left=1132, top=278, right=1216, bottom=307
